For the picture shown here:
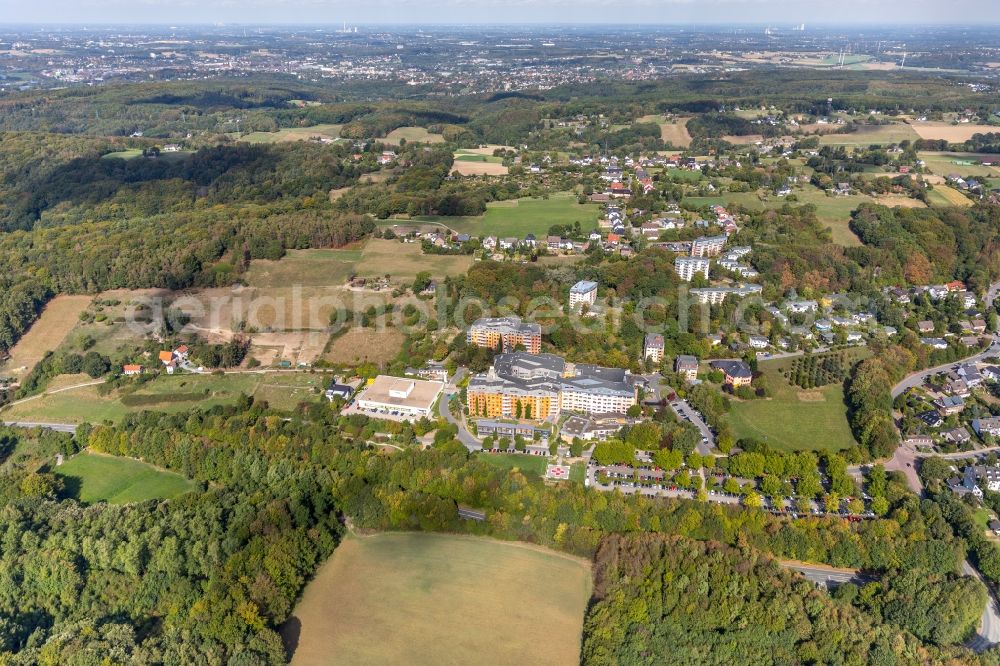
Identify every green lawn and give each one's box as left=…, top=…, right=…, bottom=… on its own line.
left=477, top=452, right=550, bottom=478
left=237, top=124, right=343, bottom=144
left=454, top=150, right=504, bottom=164
left=684, top=186, right=866, bottom=246
left=728, top=359, right=859, bottom=453
left=662, top=168, right=703, bottom=183
left=55, top=451, right=196, bottom=504
left=920, top=152, right=1000, bottom=179
left=287, top=533, right=591, bottom=666
left=101, top=149, right=194, bottom=161
left=1, top=372, right=282, bottom=425
left=416, top=194, right=602, bottom=238
left=819, top=124, right=919, bottom=146
left=384, top=126, right=444, bottom=144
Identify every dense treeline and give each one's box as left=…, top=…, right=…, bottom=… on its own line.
left=846, top=354, right=901, bottom=459
left=839, top=568, right=985, bottom=646
left=0, top=137, right=368, bottom=232
left=0, top=398, right=982, bottom=660
left=848, top=203, right=1000, bottom=292
left=86, top=405, right=965, bottom=574
left=736, top=202, right=1000, bottom=300
left=0, top=133, right=378, bottom=354
left=580, top=533, right=979, bottom=665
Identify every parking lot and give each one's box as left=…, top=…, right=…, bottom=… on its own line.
left=341, top=401, right=427, bottom=423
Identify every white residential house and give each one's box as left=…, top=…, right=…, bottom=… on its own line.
left=569, top=280, right=599, bottom=310
left=786, top=300, right=818, bottom=314
left=644, top=334, right=665, bottom=364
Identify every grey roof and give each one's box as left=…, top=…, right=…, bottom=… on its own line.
left=570, top=280, right=599, bottom=294
left=494, top=352, right=565, bottom=380
left=645, top=333, right=665, bottom=349
left=710, top=360, right=752, bottom=379
left=676, top=354, right=699, bottom=370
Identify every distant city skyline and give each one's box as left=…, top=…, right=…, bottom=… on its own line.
left=0, top=0, right=997, bottom=27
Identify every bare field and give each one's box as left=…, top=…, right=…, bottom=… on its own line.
left=723, top=134, right=764, bottom=145
left=637, top=115, right=692, bottom=147
left=928, top=185, right=974, bottom=208
left=384, top=127, right=444, bottom=144
left=451, top=160, right=509, bottom=176
left=355, top=239, right=473, bottom=280
left=249, top=331, right=331, bottom=366
left=460, top=145, right=514, bottom=155
left=875, top=194, right=926, bottom=208
left=324, top=327, right=406, bottom=365
left=911, top=122, right=999, bottom=142
left=819, top=124, right=919, bottom=146
left=172, top=284, right=399, bottom=364
left=245, top=248, right=363, bottom=288
left=285, top=533, right=592, bottom=666
left=1, top=295, right=92, bottom=377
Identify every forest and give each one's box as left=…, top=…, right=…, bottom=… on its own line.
left=0, top=372, right=991, bottom=661
left=580, top=533, right=981, bottom=665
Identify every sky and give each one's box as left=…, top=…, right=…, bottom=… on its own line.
left=0, top=0, right=997, bottom=26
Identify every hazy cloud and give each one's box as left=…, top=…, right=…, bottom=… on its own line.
left=0, top=0, right=996, bottom=25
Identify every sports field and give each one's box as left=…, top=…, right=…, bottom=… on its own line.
left=0, top=295, right=93, bottom=378
left=55, top=451, right=196, bottom=504
left=727, top=358, right=861, bottom=453
left=285, top=532, right=592, bottom=666
left=417, top=193, right=602, bottom=238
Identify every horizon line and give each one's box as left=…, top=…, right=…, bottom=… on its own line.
left=1, top=21, right=999, bottom=28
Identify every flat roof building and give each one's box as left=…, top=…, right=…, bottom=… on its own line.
left=569, top=280, right=599, bottom=310
left=354, top=375, right=444, bottom=419
left=674, top=257, right=710, bottom=282
left=468, top=316, right=542, bottom=354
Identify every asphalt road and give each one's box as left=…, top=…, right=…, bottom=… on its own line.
left=781, top=562, right=869, bottom=586
left=963, top=559, right=1000, bottom=653
left=891, top=334, right=1000, bottom=398
left=2, top=421, right=77, bottom=434
left=438, top=368, right=481, bottom=451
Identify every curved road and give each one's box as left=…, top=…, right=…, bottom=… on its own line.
left=873, top=281, right=1000, bottom=652
left=437, top=368, right=481, bottom=451
left=891, top=334, right=1000, bottom=398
